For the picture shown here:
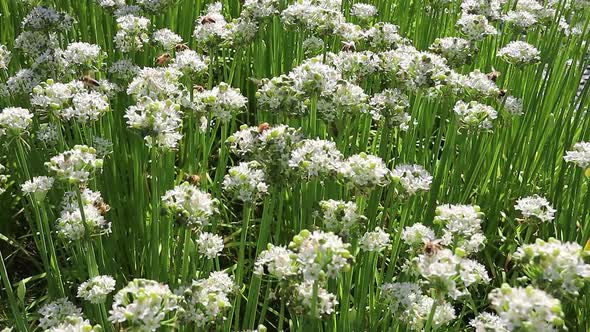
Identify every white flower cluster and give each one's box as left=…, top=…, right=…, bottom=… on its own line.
left=109, top=59, right=140, bottom=81
left=497, top=41, right=541, bottom=66
left=391, top=164, right=432, bottom=197
left=281, top=0, right=345, bottom=37
left=469, top=312, right=509, bottom=332
left=429, top=37, right=474, bottom=68
left=434, top=204, right=486, bottom=255
left=317, top=199, right=365, bottom=234
left=196, top=82, right=248, bottom=122
left=176, top=272, right=234, bottom=327
left=127, top=66, right=184, bottom=101
left=45, top=316, right=102, bottom=332
left=173, top=49, right=208, bottom=75
left=254, top=244, right=296, bottom=279
left=45, top=145, right=103, bottom=184
left=359, top=227, right=390, bottom=252
left=401, top=223, right=436, bottom=247
left=289, top=139, right=343, bottom=180
left=514, top=195, right=556, bottom=222
left=93, top=137, right=114, bottom=158
left=289, top=58, right=340, bottom=96
left=289, top=229, right=353, bottom=281
left=196, top=232, right=224, bottom=259
left=21, top=176, right=54, bottom=201
left=256, top=75, right=307, bottom=115
left=223, top=161, right=269, bottom=204
left=227, top=124, right=302, bottom=181
left=380, top=46, right=452, bottom=96
left=242, top=0, right=279, bottom=20
left=6, top=68, right=41, bottom=96
left=380, top=282, right=456, bottom=330
left=36, top=123, right=59, bottom=146
left=350, top=3, right=378, bottom=21
left=368, top=88, right=411, bottom=129
left=564, top=141, right=590, bottom=169
left=152, top=28, right=183, bottom=50
left=0, top=44, right=11, bottom=69
left=62, top=42, right=102, bottom=68
left=461, top=0, right=505, bottom=20
left=292, top=280, right=338, bottom=318
left=193, top=2, right=229, bottom=50
left=161, top=181, right=218, bottom=227
left=15, top=31, right=58, bottom=58
left=453, top=100, right=497, bottom=131
left=489, top=284, right=565, bottom=331
left=414, top=248, right=490, bottom=299
left=503, top=95, right=524, bottom=116
left=338, top=153, right=390, bottom=191
left=38, top=298, right=82, bottom=330
left=515, top=238, right=590, bottom=295
left=114, top=15, right=151, bottom=52
left=32, top=79, right=110, bottom=124
left=328, top=51, right=381, bottom=82
left=450, top=70, right=500, bottom=100
left=77, top=275, right=116, bottom=304
left=0, top=107, right=34, bottom=137
left=456, top=14, right=497, bottom=41
left=109, top=279, right=179, bottom=331
left=366, top=22, right=408, bottom=50
left=55, top=189, right=111, bottom=241
left=125, top=97, right=183, bottom=149
left=21, top=6, right=74, bottom=32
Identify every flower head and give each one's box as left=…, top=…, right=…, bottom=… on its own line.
left=360, top=227, right=390, bottom=252
left=45, top=145, right=103, bottom=184
left=497, top=41, right=541, bottom=66
left=223, top=161, right=268, bottom=204
left=564, top=142, right=590, bottom=169
left=109, top=279, right=179, bottom=331
left=77, top=275, right=116, bottom=304
left=196, top=232, right=224, bottom=259
left=21, top=176, right=54, bottom=201
left=514, top=195, right=556, bottom=222
left=161, top=182, right=218, bottom=227
left=489, top=284, right=565, bottom=331
left=39, top=298, right=82, bottom=329
left=338, top=153, right=390, bottom=191
left=0, top=107, right=33, bottom=136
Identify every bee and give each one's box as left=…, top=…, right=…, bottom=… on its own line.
left=422, top=239, right=443, bottom=256
left=342, top=41, right=356, bottom=52
left=156, top=53, right=171, bottom=66
left=93, top=199, right=111, bottom=216
left=175, top=43, right=189, bottom=51
left=201, top=15, right=216, bottom=24
left=487, top=69, right=501, bottom=82
left=193, top=85, right=205, bottom=93
left=81, top=75, right=100, bottom=88
left=186, top=174, right=201, bottom=185
left=498, top=89, right=507, bottom=97
left=258, top=122, right=270, bottom=133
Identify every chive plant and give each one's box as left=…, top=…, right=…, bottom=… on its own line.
left=1, top=0, right=590, bottom=331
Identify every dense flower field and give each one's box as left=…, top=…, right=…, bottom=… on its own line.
left=1, top=0, right=590, bottom=331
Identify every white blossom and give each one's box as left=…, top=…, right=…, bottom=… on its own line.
left=161, top=182, right=218, bottom=227
left=489, top=284, right=565, bottom=331
left=196, top=232, right=224, bottom=259
left=109, top=279, right=179, bottom=331
left=497, top=41, right=541, bottom=66
left=77, top=275, right=116, bottom=304
left=514, top=195, right=556, bottom=222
